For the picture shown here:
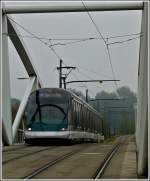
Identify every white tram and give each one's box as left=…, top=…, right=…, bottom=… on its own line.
left=24, top=88, right=104, bottom=143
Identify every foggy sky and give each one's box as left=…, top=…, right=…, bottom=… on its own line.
left=4, top=2, right=142, bottom=100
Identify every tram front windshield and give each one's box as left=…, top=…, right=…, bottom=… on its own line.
left=24, top=90, right=69, bottom=131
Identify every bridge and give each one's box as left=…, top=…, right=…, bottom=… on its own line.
left=1, top=1, right=148, bottom=179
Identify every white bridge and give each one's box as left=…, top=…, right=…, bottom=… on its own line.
left=1, top=1, right=148, bottom=176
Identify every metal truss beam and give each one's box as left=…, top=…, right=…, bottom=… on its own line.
left=3, top=2, right=143, bottom=14
left=2, top=14, right=13, bottom=145
left=136, top=2, right=148, bottom=176
left=7, top=16, right=43, bottom=87
left=2, top=14, right=43, bottom=145
left=12, top=76, right=38, bottom=141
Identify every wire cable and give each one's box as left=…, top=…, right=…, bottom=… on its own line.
left=76, top=68, right=95, bottom=80
left=81, top=0, right=107, bottom=45
left=81, top=0, right=120, bottom=96
left=7, top=16, right=62, bottom=60
left=2, top=32, right=142, bottom=41
left=77, top=65, right=112, bottom=79
left=107, top=35, right=142, bottom=46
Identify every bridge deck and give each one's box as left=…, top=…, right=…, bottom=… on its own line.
left=2, top=135, right=138, bottom=179
left=101, top=135, right=137, bottom=179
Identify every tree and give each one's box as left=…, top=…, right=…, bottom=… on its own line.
left=93, top=86, right=137, bottom=136
left=117, top=86, right=137, bottom=103
left=11, top=98, right=20, bottom=122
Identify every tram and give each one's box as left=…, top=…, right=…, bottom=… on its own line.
left=24, top=88, right=104, bottom=143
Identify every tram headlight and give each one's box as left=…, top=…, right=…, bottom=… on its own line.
left=59, top=128, right=66, bottom=131
left=28, top=128, right=32, bottom=131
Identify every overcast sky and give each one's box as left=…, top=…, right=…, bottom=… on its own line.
left=4, top=1, right=142, bottom=100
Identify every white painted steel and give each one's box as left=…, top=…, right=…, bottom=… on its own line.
left=2, top=15, right=42, bottom=144
left=2, top=14, right=13, bottom=145
left=136, top=2, right=148, bottom=176
left=3, top=2, right=143, bottom=14
left=7, top=16, right=43, bottom=86
left=12, top=77, right=38, bottom=141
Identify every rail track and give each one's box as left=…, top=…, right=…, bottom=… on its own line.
left=3, top=143, right=93, bottom=179
left=23, top=140, right=122, bottom=179
left=92, top=135, right=130, bottom=179
left=2, top=145, right=27, bottom=152
left=3, top=135, right=135, bottom=179
left=92, top=142, right=121, bottom=179
left=23, top=146, right=87, bottom=179
left=3, top=146, right=57, bottom=164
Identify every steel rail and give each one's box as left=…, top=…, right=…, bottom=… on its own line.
left=23, top=145, right=90, bottom=179
left=2, top=145, right=27, bottom=153
left=92, top=138, right=122, bottom=179
left=3, top=146, right=57, bottom=164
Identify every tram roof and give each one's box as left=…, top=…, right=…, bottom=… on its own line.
left=31, top=87, right=102, bottom=118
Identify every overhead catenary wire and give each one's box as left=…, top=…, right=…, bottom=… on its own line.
left=7, top=16, right=109, bottom=94
left=6, top=14, right=140, bottom=99
left=62, top=61, right=96, bottom=97
left=7, top=16, right=62, bottom=60
left=77, top=65, right=112, bottom=79
left=76, top=68, right=95, bottom=80
left=2, top=32, right=142, bottom=41
left=63, top=63, right=96, bottom=98
left=81, top=0, right=120, bottom=96
left=48, top=34, right=141, bottom=47
left=107, top=35, right=142, bottom=46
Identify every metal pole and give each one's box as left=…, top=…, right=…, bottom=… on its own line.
left=86, top=89, right=88, bottom=103
left=62, top=77, right=66, bottom=89
left=59, top=59, right=62, bottom=88
left=2, top=14, right=13, bottom=145
left=66, top=79, right=120, bottom=84
left=2, top=2, right=143, bottom=14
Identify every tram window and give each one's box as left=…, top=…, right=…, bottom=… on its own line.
left=72, top=100, right=75, bottom=127
left=94, top=117, right=96, bottom=132
left=83, top=107, right=86, bottom=130
left=78, top=103, right=80, bottom=127
left=91, top=114, right=94, bottom=132
left=97, top=118, right=99, bottom=132
left=92, top=114, right=94, bottom=131
left=87, top=110, right=90, bottom=130
left=87, top=109, right=89, bottom=130
left=92, top=115, right=95, bottom=132
left=88, top=111, right=90, bottom=130
left=98, top=118, right=100, bottom=132
left=89, top=112, right=91, bottom=131
left=93, top=117, right=96, bottom=132
left=90, top=112, right=91, bottom=130
left=85, top=109, right=87, bottom=130
left=91, top=112, right=94, bottom=132
left=80, top=105, right=84, bottom=130
left=74, top=102, right=78, bottom=129
left=96, top=117, right=97, bottom=131
left=84, top=108, right=87, bottom=130
left=76, top=102, right=78, bottom=129
left=76, top=102, right=78, bottom=128
left=78, top=103, right=81, bottom=129
left=77, top=103, right=79, bottom=128
left=72, top=101, right=75, bottom=127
